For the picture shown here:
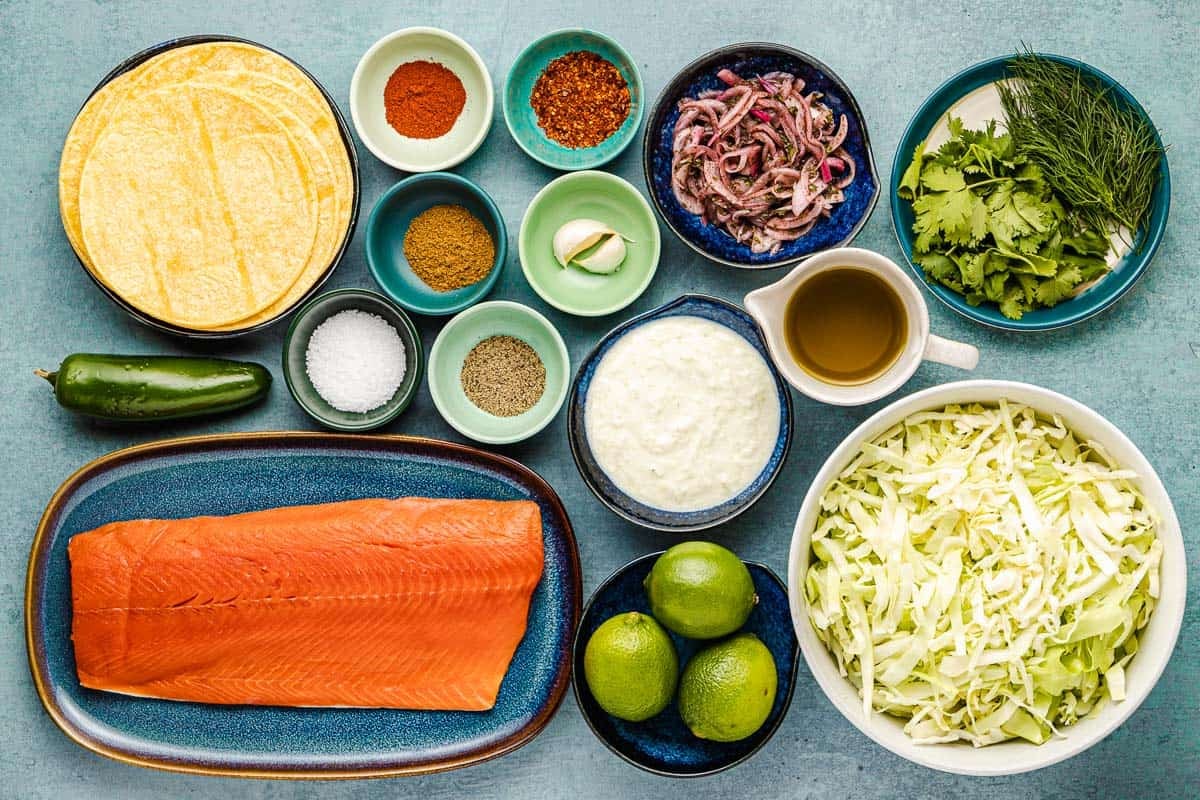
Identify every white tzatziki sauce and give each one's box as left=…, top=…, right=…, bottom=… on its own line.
left=583, top=315, right=781, bottom=512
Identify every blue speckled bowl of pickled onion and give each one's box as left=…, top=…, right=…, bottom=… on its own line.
left=643, top=43, right=879, bottom=269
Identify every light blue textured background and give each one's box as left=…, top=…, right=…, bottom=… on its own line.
left=1, top=1, right=1196, bottom=798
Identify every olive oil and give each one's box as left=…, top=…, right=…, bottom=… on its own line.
left=783, top=268, right=907, bottom=385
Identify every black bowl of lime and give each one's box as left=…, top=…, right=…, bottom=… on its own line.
left=571, top=543, right=799, bottom=777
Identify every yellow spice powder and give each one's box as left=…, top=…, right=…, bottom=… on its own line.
left=403, top=204, right=496, bottom=292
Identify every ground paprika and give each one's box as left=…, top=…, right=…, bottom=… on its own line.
left=383, top=60, right=467, bottom=139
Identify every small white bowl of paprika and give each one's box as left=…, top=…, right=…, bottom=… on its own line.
left=350, top=27, right=494, bottom=172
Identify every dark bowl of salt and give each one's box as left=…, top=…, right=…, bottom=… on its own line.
left=282, top=288, right=424, bottom=432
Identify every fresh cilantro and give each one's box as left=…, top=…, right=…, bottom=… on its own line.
left=960, top=252, right=987, bottom=289
left=969, top=198, right=989, bottom=243
left=900, top=116, right=1111, bottom=319
left=897, top=142, right=925, bottom=200
left=920, top=163, right=967, bottom=192
left=999, top=286, right=1027, bottom=319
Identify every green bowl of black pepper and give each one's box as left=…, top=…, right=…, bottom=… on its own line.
left=427, top=300, right=570, bottom=444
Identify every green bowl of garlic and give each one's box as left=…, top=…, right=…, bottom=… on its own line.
left=518, top=171, right=661, bottom=316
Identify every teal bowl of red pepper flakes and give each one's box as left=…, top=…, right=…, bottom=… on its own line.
left=503, top=29, right=644, bottom=171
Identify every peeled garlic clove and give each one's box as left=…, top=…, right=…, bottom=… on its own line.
left=552, top=219, right=619, bottom=268
left=575, top=233, right=627, bottom=274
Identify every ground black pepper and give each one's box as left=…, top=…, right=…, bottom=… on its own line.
left=460, top=336, right=546, bottom=417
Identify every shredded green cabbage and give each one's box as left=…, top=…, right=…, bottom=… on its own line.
left=805, top=401, right=1161, bottom=747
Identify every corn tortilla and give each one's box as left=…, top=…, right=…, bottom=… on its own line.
left=79, top=84, right=317, bottom=328
left=58, top=64, right=156, bottom=268
left=131, top=43, right=352, bottom=201
left=59, top=41, right=353, bottom=331
left=192, top=71, right=350, bottom=330
left=184, top=79, right=341, bottom=329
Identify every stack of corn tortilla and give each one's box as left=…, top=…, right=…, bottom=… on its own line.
left=59, top=41, right=354, bottom=332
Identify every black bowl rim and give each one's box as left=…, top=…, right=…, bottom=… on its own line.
left=281, top=288, right=425, bottom=432
left=640, top=41, right=881, bottom=270
left=570, top=550, right=800, bottom=778
left=567, top=293, right=794, bottom=532
left=68, top=34, right=362, bottom=339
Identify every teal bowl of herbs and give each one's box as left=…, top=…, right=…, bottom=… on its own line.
left=890, top=51, right=1169, bottom=331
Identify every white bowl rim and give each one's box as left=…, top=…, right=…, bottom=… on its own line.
left=786, top=379, right=1186, bottom=776
left=349, top=26, right=495, bottom=172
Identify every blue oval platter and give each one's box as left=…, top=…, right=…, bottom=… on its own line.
left=567, top=294, right=793, bottom=532
left=572, top=552, right=799, bottom=777
left=890, top=54, right=1171, bottom=331
left=25, top=433, right=582, bottom=778
left=643, top=43, right=879, bottom=269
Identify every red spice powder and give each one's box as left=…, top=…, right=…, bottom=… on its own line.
left=383, top=60, right=467, bottom=139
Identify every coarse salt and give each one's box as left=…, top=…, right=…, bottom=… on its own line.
left=305, top=310, right=406, bottom=413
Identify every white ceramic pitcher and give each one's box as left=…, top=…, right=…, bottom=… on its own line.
left=744, top=247, right=979, bottom=406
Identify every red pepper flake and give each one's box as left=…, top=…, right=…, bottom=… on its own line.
left=529, top=51, right=631, bottom=149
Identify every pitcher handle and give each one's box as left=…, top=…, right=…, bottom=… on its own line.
left=924, top=334, right=979, bottom=370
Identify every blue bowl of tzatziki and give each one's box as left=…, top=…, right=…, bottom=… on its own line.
left=568, top=294, right=793, bottom=531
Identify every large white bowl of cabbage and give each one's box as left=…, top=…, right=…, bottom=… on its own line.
left=788, top=380, right=1185, bottom=775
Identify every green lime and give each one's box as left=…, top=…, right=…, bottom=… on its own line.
left=643, top=541, right=756, bottom=639
left=583, top=611, right=678, bottom=722
left=678, top=633, right=777, bottom=742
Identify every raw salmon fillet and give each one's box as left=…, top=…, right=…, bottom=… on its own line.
left=69, top=497, right=544, bottom=710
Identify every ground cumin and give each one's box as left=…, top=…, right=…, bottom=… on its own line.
left=403, top=204, right=495, bottom=292
left=383, top=60, right=466, bottom=139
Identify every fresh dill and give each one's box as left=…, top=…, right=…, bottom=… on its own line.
left=998, top=50, right=1165, bottom=241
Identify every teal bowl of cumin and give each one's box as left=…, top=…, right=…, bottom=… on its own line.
left=366, top=172, right=506, bottom=316
left=503, top=29, right=644, bottom=171
left=890, top=53, right=1170, bottom=332
left=428, top=301, right=570, bottom=445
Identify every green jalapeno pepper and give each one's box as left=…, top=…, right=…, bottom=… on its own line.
left=35, top=354, right=271, bottom=421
